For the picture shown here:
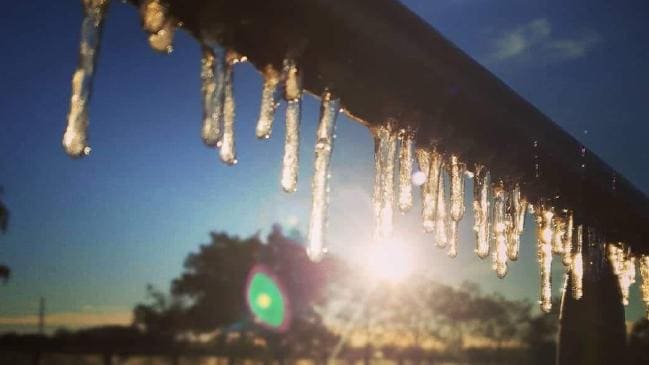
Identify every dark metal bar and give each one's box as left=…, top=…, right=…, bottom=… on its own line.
left=557, top=230, right=627, bottom=364
left=131, top=0, right=649, bottom=252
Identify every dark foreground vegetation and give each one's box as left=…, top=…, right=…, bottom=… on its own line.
left=1, top=226, right=649, bottom=365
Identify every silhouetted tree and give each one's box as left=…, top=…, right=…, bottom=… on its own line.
left=134, top=225, right=340, bottom=363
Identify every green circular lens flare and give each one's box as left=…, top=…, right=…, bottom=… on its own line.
left=246, top=266, right=289, bottom=330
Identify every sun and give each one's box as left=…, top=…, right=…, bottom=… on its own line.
left=364, top=238, right=414, bottom=283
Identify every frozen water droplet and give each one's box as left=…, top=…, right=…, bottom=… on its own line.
left=200, top=46, right=225, bottom=147
left=307, top=92, right=340, bottom=262
left=256, top=65, right=281, bottom=139
left=536, top=205, right=554, bottom=312
left=492, top=182, right=508, bottom=278
left=416, top=148, right=442, bottom=233
left=397, top=130, right=414, bottom=213
left=472, top=165, right=490, bottom=259
left=63, top=0, right=110, bottom=158
left=570, top=225, right=584, bottom=300
left=219, top=49, right=239, bottom=165
left=281, top=99, right=301, bottom=192
left=372, top=122, right=398, bottom=239
left=639, top=255, right=649, bottom=319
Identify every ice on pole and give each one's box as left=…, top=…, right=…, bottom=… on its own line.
left=372, top=123, right=398, bottom=240
left=536, top=205, right=554, bottom=313
left=448, top=155, right=466, bottom=257
left=307, top=91, right=340, bottom=261
left=397, top=130, right=414, bottom=213
left=200, top=46, right=225, bottom=146
left=256, top=65, right=281, bottom=140
left=63, top=0, right=111, bottom=157
left=280, top=59, right=302, bottom=193
left=473, top=165, right=490, bottom=259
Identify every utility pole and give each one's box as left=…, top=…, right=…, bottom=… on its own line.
left=37, top=297, right=45, bottom=334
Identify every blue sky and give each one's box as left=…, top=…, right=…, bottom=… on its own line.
left=1, top=0, right=648, bottom=331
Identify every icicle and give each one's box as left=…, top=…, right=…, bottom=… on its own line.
left=219, top=50, right=245, bottom=165
left=200, top=46, right=225, bottom=146
left=620, top=255, right=636, bottom=306
left=448, top=155, right=466, bottom=257
left=63, top=0, right=111, bottom=158
left=283, top=58, right=301, bottom=102
left=492, top=182, right=508, bottom=278
left=140, top=0, right=166, bottom=33
left=141, top=0, right=175, bottom=53
left=280, top=59, right=303, bottom=192
left=306, top=92, right=340, bottom=262
left=372, top=123, right=397, bottom=239
left=552, top=215, right=566, bottom=255
left=640, top=255, right=649, bottom=319
left=607, top=244, right=635, bottom=306
left=435, top=167, right=448, bottom=249
left=536, top=205, right=554, bottom=313
left=255, top=65, right=281, bottom=140
left=507, top=185, right=526, bottom=261
left=570, top=225, right=584, bottom=300
left=397, top=130, right=414, bottom=213
left=562, top=211, right=574, bottom=266
left=473, top=165, right=490, bottom=259
left=416, top=148, right=442, bottom=233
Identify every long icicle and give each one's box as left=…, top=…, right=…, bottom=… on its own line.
left=372, top=123, right=397, bottom=239
left=307, top=91, right=340, bottom=262
left=608, top=244, right=636, bottom=306
left=492, top=182, right=508, bottom=278
left=218, top=50, right=244, bottom=165
left=280, top=59, right=302, bottom=192
left=397, top=130, right=414, bottom=213
left=640, top=255, right=649, bottom=319
left=448, top=155, right=465, bottom=258
left=537, top=205, right=554, bottom=313
left=473, top=165, right=490, bottom=258
left=200, top=46, right=224, bottom=146
left=570, top=225, right=584, bottom=300
left=255, top=65, right=281, bottom=140
left=435, top=165, right=448, bottom=249
left=507, top=184, right=526, bottom=261
left=562, top=211, right=574, bottom=266
left=552, top=214, right=566, bottom=255
left=63, top=0, right=111, bottom=158
left=416, top=148, right=441, bottom=233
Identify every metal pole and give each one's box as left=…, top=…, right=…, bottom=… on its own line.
left=557, top=228, right=627, bottom=365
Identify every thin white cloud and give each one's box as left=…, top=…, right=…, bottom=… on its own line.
left=488, top=18, right=599, bottom=64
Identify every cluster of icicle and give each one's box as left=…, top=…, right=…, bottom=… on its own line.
left=370, top=122, right=649, bottom=316
left=608, top=242, right=649, bottom=319
left=63, top=0, right=649, bottom=318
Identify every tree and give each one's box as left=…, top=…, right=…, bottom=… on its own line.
left=134, top=225, right=340, bottom=363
